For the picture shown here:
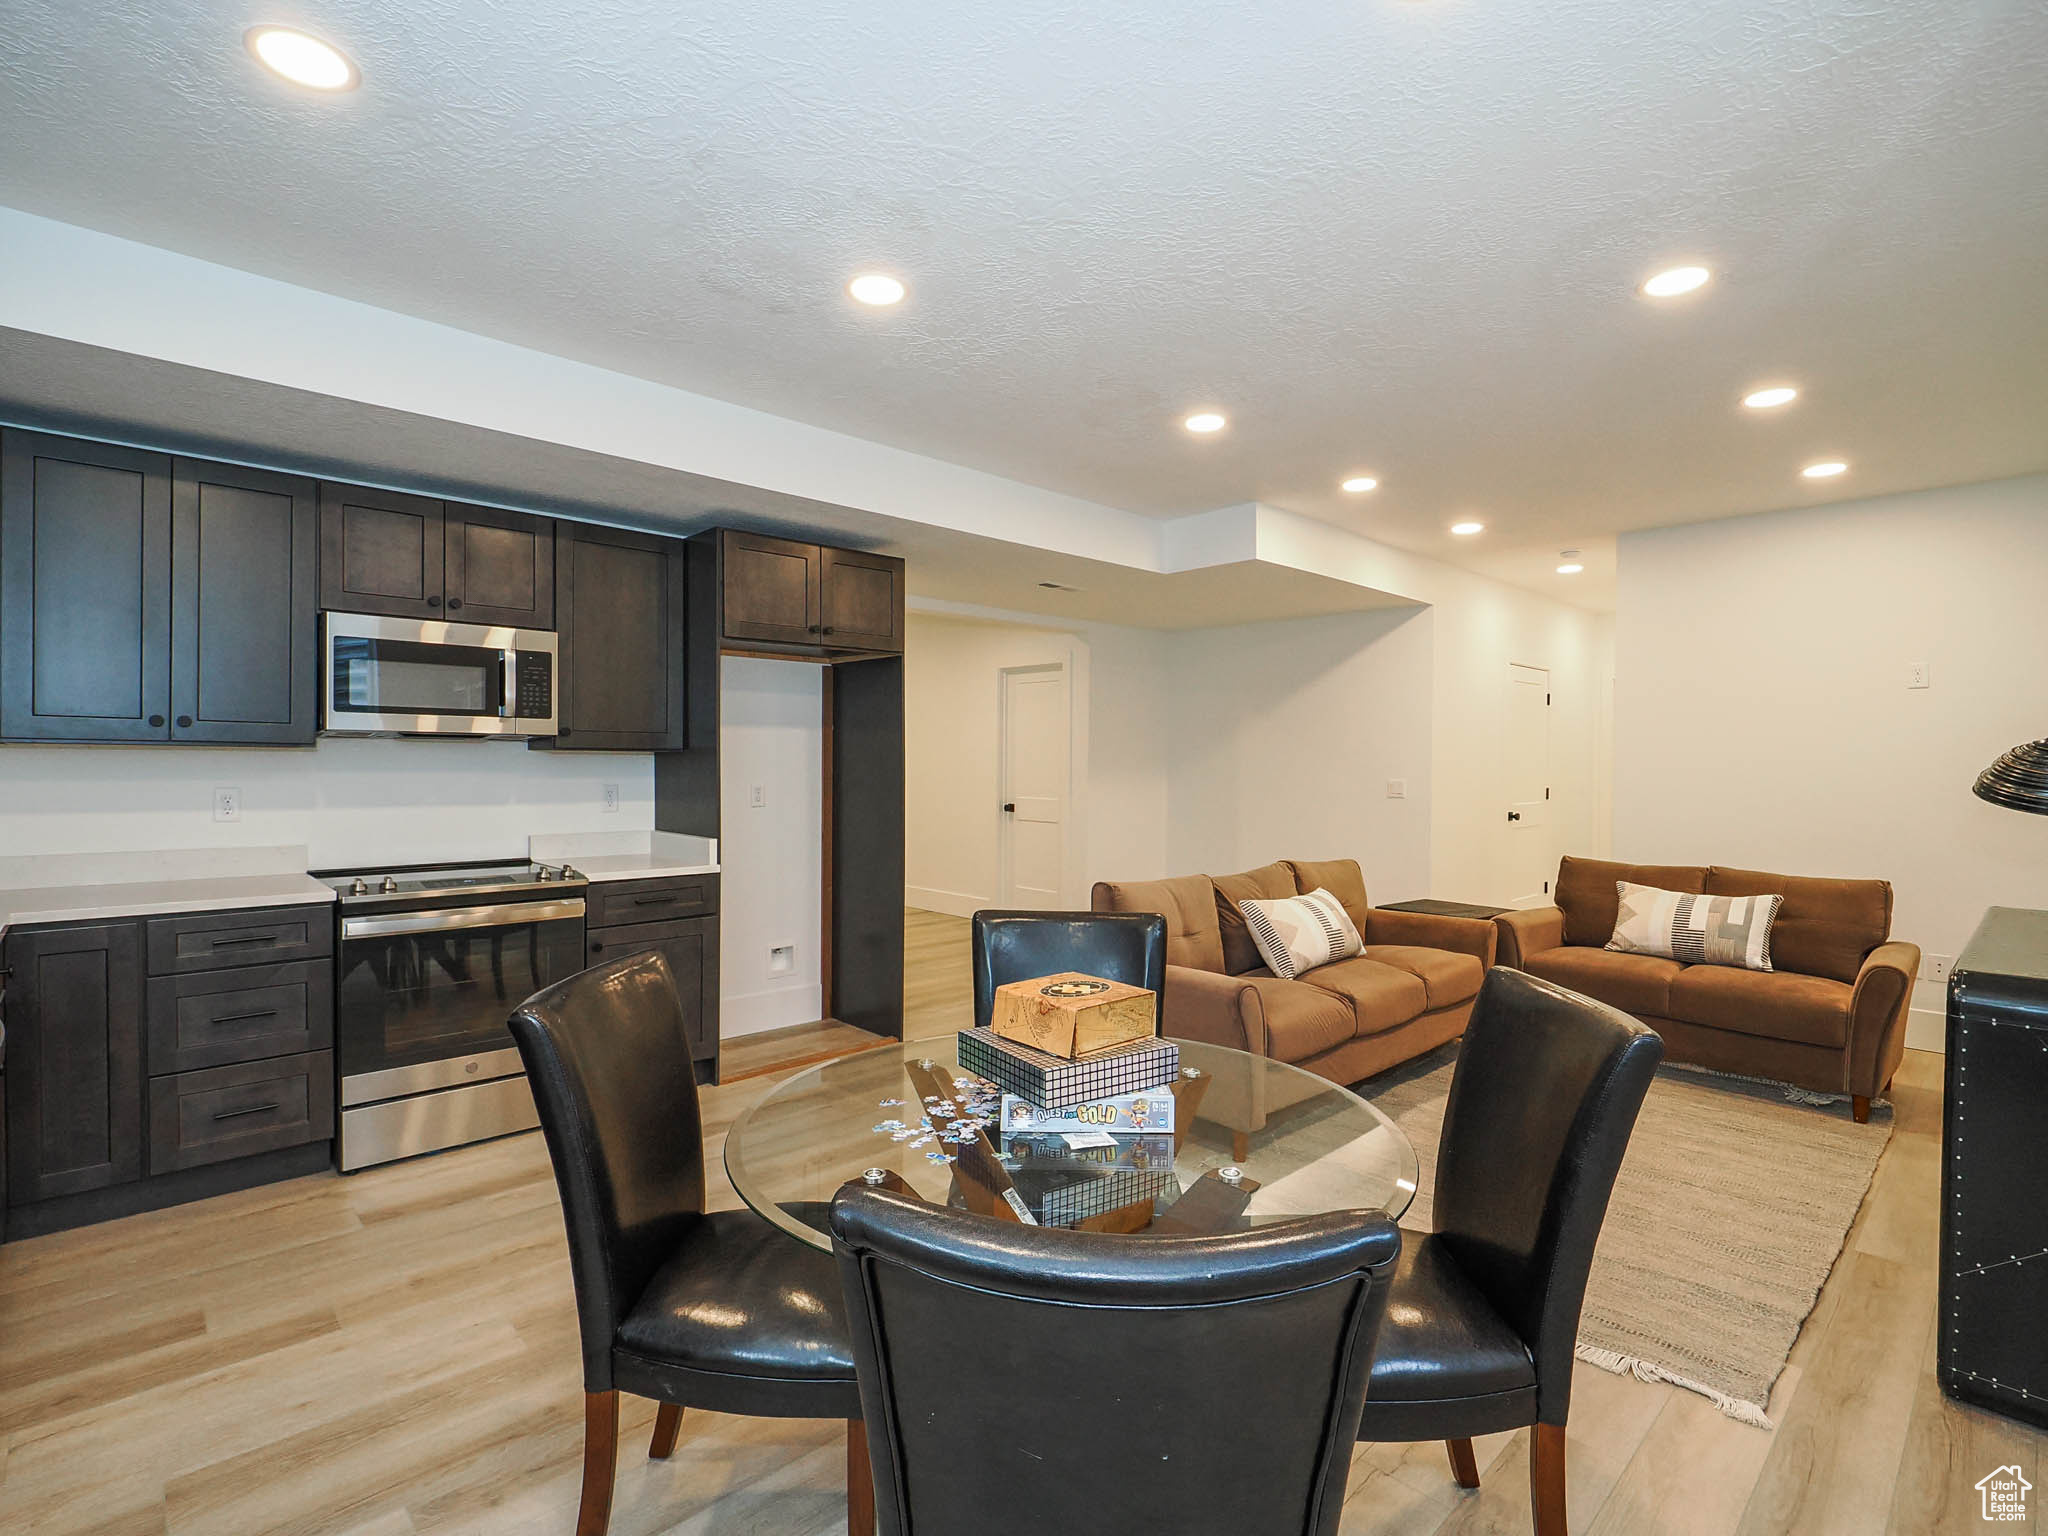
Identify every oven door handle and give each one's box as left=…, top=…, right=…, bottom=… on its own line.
left=341, top=898, right=586, bottom=939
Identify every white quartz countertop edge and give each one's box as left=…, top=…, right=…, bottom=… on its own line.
left=568, top=855, right=721, bottom=883
left=0, top=875, right=335, bottom=941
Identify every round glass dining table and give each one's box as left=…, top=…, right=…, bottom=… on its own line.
left=725, top=1034, right=1418, bottom=1250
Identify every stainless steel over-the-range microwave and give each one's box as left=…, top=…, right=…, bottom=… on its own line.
left=321, top=611, right=558, bottom=737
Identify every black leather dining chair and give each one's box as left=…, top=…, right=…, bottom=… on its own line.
left=508, top=951, right=869, bottom=1536
left=970, top=909, right=1167, bottom=1029
left=831, top=1185, right=1402, bottom=1536
left=1354, top=966, right=1662, bottom=1536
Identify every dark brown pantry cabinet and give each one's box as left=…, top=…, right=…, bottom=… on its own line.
left=719, top=530, right=903, bottom=653
left=318, top=486, right=555, bottom=628
left=546, top=522, right=688, bottom=751
left=0, top=431, right=319, bottom=745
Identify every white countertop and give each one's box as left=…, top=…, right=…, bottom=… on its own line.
left=528, top=830, right=720, bottom=883
left=0, top=846, right=334, bottom=940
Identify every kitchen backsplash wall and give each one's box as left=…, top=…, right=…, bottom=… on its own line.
left=0, top=738, right=655, bottom=868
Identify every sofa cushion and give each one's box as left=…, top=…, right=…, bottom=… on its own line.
left=1667, top=964, right=1853, bottom=1049
left=1706, top=867, right=1891, bottom=985
left=1556, top=857, right=1707, bottom=948
left=1237, top=974, right=1359, bottom=1062
left=1286, top=858, right=1372, bottom=935
left=1364, top=945, right=1484, bottom=1011
left=1299, top=957, right=1428, bottom=1036
left=1091, top=875, right=1224, bottom=973
left=1213, top=861, right=1300, bottom=975
left=1523, top=947, right=1684, bottom=1018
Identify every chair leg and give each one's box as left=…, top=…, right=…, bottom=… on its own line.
left=649, top=1402, right=683, bottom=1460
left=1852, top=1095, right=1871, bottom=1124
left=1529, top=1423, right=1566, bottom=1536
left=1445, top=1437, right=1481, bottom=1489
left=577, top=1390, right=619, bottom=1536
left=847, top=1420, right=875, bottom=1536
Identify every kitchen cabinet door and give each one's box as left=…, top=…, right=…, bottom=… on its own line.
left=550, top=525, right=686, bottom=751
left=318, top=484, right=445, bottom=618
left=586, top=916, right=718, bottom=1059
left=0, top=431, right=172, bottom=742
left=171, top=459, right=319, bottom=744
left=3, top=922, right=145, bottom=1204
left=444, top=503, right=555, bottom=629
left=721, top=531, right=820, bottom=645
left=818, top=546, right=904, bottom=653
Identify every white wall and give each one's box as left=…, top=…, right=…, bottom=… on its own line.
left=0, top=738, right=650, bottom=866
left=717, top=657, right=825, bottom=1037
left=1614, top=475, right=2048, bottom=1050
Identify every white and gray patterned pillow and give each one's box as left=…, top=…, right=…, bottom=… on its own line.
left=1237, top=887, right=1364, bottom=980
left=1607, top=881, right=1782, bottom=971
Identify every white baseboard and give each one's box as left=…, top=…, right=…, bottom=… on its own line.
left=905, top=885, right=988, bottom=920
left=1905, top=1005, right=1946, bottom=1055
left=720, top=984, right=824, bottom=1040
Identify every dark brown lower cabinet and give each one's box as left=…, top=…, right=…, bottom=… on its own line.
left=586, top=916, right=718, bottom=1061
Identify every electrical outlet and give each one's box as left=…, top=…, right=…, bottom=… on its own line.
left=1907, top=662, right=1932, bottom=689
left=1923, top=953, right=1954, bottom=984
left=750, top=784, right=767, bottom=808
left=768, top=944, right=795, bottom=977
left=601, top=783, right=620, bottom=814
left=212, top=786, right=242, bottom=823
left=1386, top=779, right=1407, bottom=799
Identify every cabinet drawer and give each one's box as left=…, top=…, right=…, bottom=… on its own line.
left=588, top=876, right=718, bottom=929
left=146, top=961, right=333, bottom=1074
left=148, top=1051, right=334, bottom=1174
left=146, top=905, right=333, bottom=974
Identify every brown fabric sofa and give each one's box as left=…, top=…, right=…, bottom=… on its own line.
left=1494, top=856, right=1921, bottom=1122
left=1092, top=859, right=1495, bottom=1150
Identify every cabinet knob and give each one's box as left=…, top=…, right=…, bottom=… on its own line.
left=447, top=598, right=462, bottom=610
left=176, top=715, right=192, bottom=729
left=590, top=940, right=604, bottom=953
left=427, top=595, right=442, bottom=608
left=148, top=714, right=165, bottom=728
left=807, top=624, right=820, bottom=634
left=820, top=626, right=834, bottom=636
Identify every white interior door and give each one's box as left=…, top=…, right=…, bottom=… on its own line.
left=1505, top=663, right=1553, bottom=908
left=999, top=664, right=1068, bottom=909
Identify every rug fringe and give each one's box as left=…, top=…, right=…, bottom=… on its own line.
left=1575, top=1343, right=1776, bottom=1429
left=1663, top=1059, right=1888, bottom=1114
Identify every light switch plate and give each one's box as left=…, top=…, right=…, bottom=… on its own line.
left=1386, top=779, right=1407, bottom=799
left=212, top=786, right=241, bottom=823
left=1907, top=662, right=1932, bottom=689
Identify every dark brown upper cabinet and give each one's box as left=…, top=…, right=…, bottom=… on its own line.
left=171, top=459, right=318, bottom=745
left=319, top=486, right=555, bottom=627
left=444, top=503, right=555, bottom=629
left=1, top=431, right=173, bottom=743
left=718, top=530, right=902, bottom=654
left=547, top=523, right=687, bottom=751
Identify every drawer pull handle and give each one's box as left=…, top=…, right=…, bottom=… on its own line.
left=209, top=934, right=281, bottom=948
left=211, top=1008, right=280, bottom=1026
left=632, top=895, right=680, bottom=906
left=212, top=1101, right=281, bottom=1121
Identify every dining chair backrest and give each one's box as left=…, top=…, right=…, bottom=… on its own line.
left=508, top=950, right=708, bottom=1394
left=970, top=909, right=1168, bottom=1030
left=1432, top=965, right=1663, bottom=1422
left=830, top=1186, right=1401, bottom=1536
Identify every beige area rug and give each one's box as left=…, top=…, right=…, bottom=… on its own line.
left=1361, top=1045, right=1892, bottom=1427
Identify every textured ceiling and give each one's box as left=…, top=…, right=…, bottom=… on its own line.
left=2, top=0, right=2045, bottom=599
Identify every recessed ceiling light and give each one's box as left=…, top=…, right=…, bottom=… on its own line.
left=1802, top=460, right=1849, bottom=479
left=1449, top=520, right=1484, bottom=537
left=1641, top=265, right=1711, bottom=298
left=1340, top=476, right=1379, bottom=494
left=1183, top=412, right=1227, bottom=434
left=846, top=273, right=906, bottom=306
left=1743, top=386, right=1798, bottom=410
left=1556, top=548, right=1584, bottom=575
left=244, top=26, right=358, bottom=91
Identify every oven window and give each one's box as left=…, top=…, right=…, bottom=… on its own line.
left=336, top=915, right=586, bottom=1078
left=331, top=636, right=500, bottom=717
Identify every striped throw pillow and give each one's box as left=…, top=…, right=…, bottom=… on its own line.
left=1606, top=881, right=1783, bottom=971
left=1237, top=887, right=1364, bottom=980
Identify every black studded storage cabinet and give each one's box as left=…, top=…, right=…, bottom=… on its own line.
left=1942, top=907, right=2048, bottom=1429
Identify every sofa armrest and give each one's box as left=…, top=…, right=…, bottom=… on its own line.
left=1362, top=908, right=1496, bottom=967
left=1848, top=941, right=1920, bottom=1099
left=1493, top=905, right=1565, bottom=969
left=1160, top=964, right=1268, bottom=1059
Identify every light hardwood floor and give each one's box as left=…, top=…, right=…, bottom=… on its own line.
left=0, top=909, right=2031, bottom=1535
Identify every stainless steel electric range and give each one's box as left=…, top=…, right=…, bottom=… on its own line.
left=315, top=859, right=589, bottom=1171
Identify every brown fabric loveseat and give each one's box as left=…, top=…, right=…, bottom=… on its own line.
left=1092, top=859, right=1495, bottom=1150
left=1495, top=856, right=1921, bottom=1122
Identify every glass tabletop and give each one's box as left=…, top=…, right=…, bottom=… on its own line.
left=724, top=1034, right=1418, bottom=1250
